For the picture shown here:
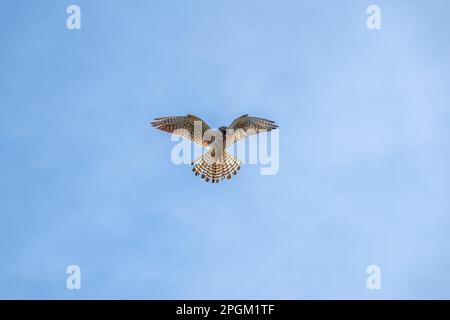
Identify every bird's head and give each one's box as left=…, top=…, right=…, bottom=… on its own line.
left=218, top=126, right=228, bottom=135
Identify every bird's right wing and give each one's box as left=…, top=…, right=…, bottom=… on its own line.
left=228, top=114, right=278, bottom=144
left=151, top=114, right=211, bottom=146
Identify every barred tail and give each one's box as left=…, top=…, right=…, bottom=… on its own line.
left=191, top=150, right=241, bottom=183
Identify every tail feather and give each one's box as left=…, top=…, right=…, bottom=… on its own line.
left=192, top=150, right=241, bottom=183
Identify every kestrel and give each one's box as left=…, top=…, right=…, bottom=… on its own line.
left=151, top=114, right=278, bottom=183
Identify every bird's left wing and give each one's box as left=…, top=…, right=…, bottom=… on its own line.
left=227, top=114, right=278, bottom=144
left=151, top=114, right=212, bottom=146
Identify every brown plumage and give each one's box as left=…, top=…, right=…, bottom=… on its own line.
left=151, top=114, right=278, bottom=183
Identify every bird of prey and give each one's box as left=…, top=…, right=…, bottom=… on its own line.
left=151, top=114, right=278, bottom=183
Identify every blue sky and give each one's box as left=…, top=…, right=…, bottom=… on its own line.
left=1, top=0, right=449, bottom=299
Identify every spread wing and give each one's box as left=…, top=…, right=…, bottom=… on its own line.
left=227, top=114, right=278, bottom=144
left=151, top=114, right=211, bottom=146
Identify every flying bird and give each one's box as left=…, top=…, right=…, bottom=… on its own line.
left=151, top=114, right=278, bottom=183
